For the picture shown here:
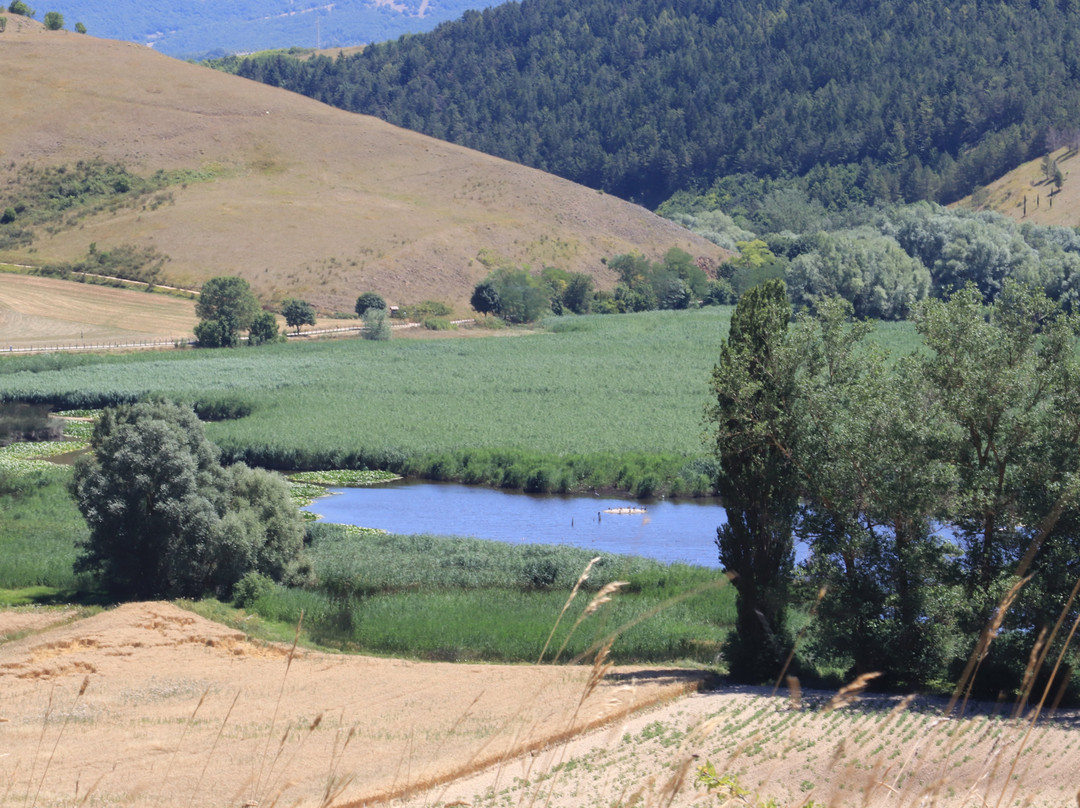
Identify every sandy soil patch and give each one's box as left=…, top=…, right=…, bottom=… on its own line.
left=0, top=608, right=78, bottom=642
left=401, top=685, right=1080, bottom=808
left=0, top=602, right=704, bottom=807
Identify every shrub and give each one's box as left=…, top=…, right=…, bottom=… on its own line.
left=190, top=394, right=253, bottom=421
left=361, top=306, right=391, bottom=340
left=74, top=20, right=84, bottom=33
left=42, top=9, right=61, bottom=28
left=7, top=1, right=32, bottom=17
left=398, top=300, right=451, bottom=319
left=247, top=310, right=280, bottom=346
left=232, top=571, right=275, bottom=609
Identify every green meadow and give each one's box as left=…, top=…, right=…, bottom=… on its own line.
left=0, top=310, right=922, bottom=495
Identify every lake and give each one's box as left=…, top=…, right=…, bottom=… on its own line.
left=305, top=480, right=729, bottom=568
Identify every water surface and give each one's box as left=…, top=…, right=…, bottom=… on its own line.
left=306, top=481, right=728, bottom=568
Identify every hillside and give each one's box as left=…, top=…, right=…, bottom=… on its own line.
left=0, top=22, right=724, bottom=313
left=38, top=0, right=504, bottom=58
left=958, top=145, right=1080, bottom=227
left=231, top=0, right=1080, bottom=209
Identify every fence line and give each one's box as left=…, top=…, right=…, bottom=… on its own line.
left=3, top=320, right=478, bottom=355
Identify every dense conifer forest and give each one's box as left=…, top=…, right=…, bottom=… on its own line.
left=228, top=0, right=1080, bottom=208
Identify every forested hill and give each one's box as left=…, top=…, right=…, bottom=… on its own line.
left=229, top=0, right=1080, bottom=208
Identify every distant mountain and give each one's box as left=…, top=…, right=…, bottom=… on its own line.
left=228, top=0, right=1080, bottom=209
left=38, top=0, right=504, bottom=58
left=0, top=22, right=724, bottom=312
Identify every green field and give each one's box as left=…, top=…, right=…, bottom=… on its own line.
left=0, top=310, right=922, bottom=495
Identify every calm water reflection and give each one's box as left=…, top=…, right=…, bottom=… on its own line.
left=305, top=481, right=728, bottom=568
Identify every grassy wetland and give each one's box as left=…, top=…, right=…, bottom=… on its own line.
left=0, top=308, right=922, bottom=496
left=0, top=313, right=743, bottom=662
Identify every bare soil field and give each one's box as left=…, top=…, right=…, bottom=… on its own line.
left=0, top=602, right=704, bottom=807
left=3, top=604, right=1076, bottom=808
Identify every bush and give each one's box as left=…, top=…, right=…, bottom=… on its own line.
left=232, top=571, right=275, bottom=609
left=74, top=20, right=84, bottom=33
left=247, top=310, right=280, bottom=346
left=42, top=9, right=61, bottom=29
left=7, top=1, right=32, bottom=17
left=190, top=394, right=253, bottom=421
left=362, top=306, right=392, bottom=340
left=193, top=317, right=232, bottom=348
left=398, top=300, right=451, bottom=319
left=0, top=16, right=6, bottom=31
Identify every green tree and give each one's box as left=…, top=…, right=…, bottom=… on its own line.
left=789, top=300, right=959, bottom=687
left=470, top=280, right=500, bottom=316
left=914, top=283, right=1080, bottom=621
left=706, top=279, right=800, bottom=682
left=562, top=272, right=595, bottom=314
left=42, top=9, right=61, bottom=28
left=74, top=20, right=85, bottom=33
left=247, top=310, right=279, bottom=345
left=195, top=276, right=260, bottom=347
left=786, top=229, right=930, bottom=320
left=473, top=267, right=550, bottom=324
left=282, top=298, right=316, bottom=334
left=362, top=305, right=391, bottom=340
left=7, top=1, right=32, bottom=17
left=70, top=401, right=306, bottom=599
left=355, top=292, right=387, bottom=317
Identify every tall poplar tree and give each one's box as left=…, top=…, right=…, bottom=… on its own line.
left=707, top=279, right=800, bottom=682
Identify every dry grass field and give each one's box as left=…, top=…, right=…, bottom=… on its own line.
left=0, top=273, right=199, bottom=348
left=957, top=146, right=1080, bottom=227
left=0, top=20, right=726, bottom=314
left=2, top=604, right=1076, bottom=808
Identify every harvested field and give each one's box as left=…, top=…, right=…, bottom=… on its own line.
left=0, top=274, right=198, bottom=348
left=0, top=602, right=704, bottom=807
left=3, top=604, right=1075, bottom=808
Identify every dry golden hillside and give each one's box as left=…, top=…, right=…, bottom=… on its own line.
left=956, top=146, right=1080, bottom=227
left=0, top=22, right=725, bottom=312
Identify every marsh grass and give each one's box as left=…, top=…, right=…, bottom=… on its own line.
left=235, top=527, right=734, bottom=663
left=0, top=468, right=86, bottom=597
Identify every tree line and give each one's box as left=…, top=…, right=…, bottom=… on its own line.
left=662, top=188, right=1080, bottom=319
left=225, top=0, right=1080, bottom=208
left=709, top=279, right=1080, bottom=698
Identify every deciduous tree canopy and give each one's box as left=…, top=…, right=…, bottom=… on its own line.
left=70, top=400, right=307, bottom=600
